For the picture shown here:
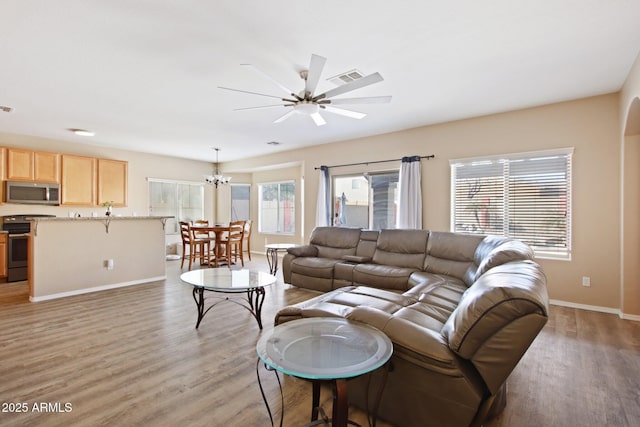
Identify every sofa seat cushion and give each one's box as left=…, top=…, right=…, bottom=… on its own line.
left=326, top=286, right=409, bottom=313
left=274, top=288, right=357, bottom=324
left=334, top=261, right=356, bottom=285
left=406, top=272, right=457, bottom=296
left=290, top=257, right=342, bottom=279
left=274, top=286, right=410, bottom=325
left=391, top=304, right=449, bottom=332
left=353, top=264, right=419, bottom=290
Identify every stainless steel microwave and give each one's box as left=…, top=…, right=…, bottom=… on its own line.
left=5, top=181, right=60, bottom=205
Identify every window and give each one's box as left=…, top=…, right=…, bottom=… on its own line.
left=259, top=181, right=295, bottom=234
left=450, top=148, right=573, bottom=259
left=231, top=184, right=250, bottom=221
left=148, top=178, right=204, bottom=234
left=333, top=171, right=399, bottom=229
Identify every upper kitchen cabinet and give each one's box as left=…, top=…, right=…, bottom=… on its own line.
left=6, top=148, right=33, bottom=181
left=97, top=159, right=128, bottom=207
left=61, top=154, right=96, bottom=206
left=6, top=148, right=60, bottom=183
left=34, top=151, right=60, bottom=183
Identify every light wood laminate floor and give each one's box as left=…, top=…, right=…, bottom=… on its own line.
left=0, top=255, right=638, bottom=427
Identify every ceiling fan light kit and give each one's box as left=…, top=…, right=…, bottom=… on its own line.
left=219, top=54, right=391, bottom=126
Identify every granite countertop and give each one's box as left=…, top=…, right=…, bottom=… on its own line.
left=29, top=215, right=174, bottom=221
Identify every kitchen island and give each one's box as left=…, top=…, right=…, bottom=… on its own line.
left=28, top=216, right=172, bottom=301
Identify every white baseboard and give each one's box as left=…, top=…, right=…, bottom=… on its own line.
left=550, top=299, right=640, bottom=321
left=29, top=276, right=166, bottom=302
left=621, top=312, right=640, bottom=321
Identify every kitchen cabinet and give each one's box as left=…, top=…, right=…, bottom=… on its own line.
left=6, top=148, right=60, bottom=183
left=0, top=233, right=6, bottom=279
left=98, top=159, right=128, bottom=207
left=61, top=154, right=96, bottom=206
left=0, top=147, right=5, bottom=203
left=34, top=151, right=60, bottom=183
left=6, top=148, right=32, bottom=181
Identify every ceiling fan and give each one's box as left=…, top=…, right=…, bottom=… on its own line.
left=218, top=54, right=391, bottom=126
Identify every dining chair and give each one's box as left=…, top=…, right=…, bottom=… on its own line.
left=179, top=221, right=211, bottom=270
left=242, top=219, right=253, bottom=261
left=193, top=219, right=216, bottom=260
left=218, top=220, right=245, bottom=267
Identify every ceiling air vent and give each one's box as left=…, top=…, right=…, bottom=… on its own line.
left=327, top=69, right=365, bottom=86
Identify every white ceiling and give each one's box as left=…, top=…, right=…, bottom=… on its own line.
left=1, top=1, right=640, bottom=163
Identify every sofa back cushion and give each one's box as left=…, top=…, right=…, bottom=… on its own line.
left=310, top=226, right=361, bottom=259
left=474, top=236, right=535, bottom=280
left=424, top=231, right=484, bottom=285
left=372, top=229, right=429, bottom=269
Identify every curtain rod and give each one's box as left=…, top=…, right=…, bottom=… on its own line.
left=314, top=154, right=435, bottom=170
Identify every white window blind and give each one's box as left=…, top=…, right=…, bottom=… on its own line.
left=450, top=148, right=573, bottom=259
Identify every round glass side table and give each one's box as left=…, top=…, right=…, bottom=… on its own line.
left=256, top=317, right=393, bottom=427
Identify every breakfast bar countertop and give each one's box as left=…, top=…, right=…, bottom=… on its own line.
left=28, top=215, right=173, bottom=221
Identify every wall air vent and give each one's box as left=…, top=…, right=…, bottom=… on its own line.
left=327, top=69, right=365, bottom=86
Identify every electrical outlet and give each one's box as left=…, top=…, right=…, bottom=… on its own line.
left=582, top=276, right=591, bottom=287
left=105, top=259, right=114, bottom=270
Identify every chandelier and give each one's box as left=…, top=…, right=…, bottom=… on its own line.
left=205, top=148, right=231, bottom=188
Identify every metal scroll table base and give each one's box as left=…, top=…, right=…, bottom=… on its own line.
left=256, top=361, right=390, bottom=427
left=191, top=285, right=266, bottom=329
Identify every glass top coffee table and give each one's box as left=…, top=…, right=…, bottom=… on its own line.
left=180, top=269, right=276, bottom=329
left=257, top=317, right=393, bottom=427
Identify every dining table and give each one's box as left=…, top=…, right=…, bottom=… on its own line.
left=191, top=224, right=231, bottom=267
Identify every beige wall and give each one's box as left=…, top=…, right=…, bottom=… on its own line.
left=622, top=135, right=640, bottom=316
left=224, top=94, right=623, bottom=312
left=4, top=54, right=639, bottom=315
left=621, top=50, right=640, bottom=317
left=0, top=132, right=216, bottom=249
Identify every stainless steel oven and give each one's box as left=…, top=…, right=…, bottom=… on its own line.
left=2, top=214, right=56, bottom=282
left=7, top=234, right=28, bottom=281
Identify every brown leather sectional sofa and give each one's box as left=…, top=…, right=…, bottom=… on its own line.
left=277, top=226, right=549, bottom=427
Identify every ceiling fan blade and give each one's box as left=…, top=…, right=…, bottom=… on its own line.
left=310, top=112, right=327, bottom=126
left=241, top=64, right=298, bottom=98
left=233, top=104, right=293, bottom=111
left=274, top=109, right=297, bottom=124
left=218, top=86, right=288, bottom=100
left=304, top=54, right=327, bottom=96
left=324, top=95, right=392, bottom=105
left=313, top=72, right=384, bottom=101
left=322, top=106, right=366, bottom=120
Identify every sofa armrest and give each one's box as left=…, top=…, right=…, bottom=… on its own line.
left=342, top=255, right=372, bottom=263
left=287, top=245, right=318, bottom=257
